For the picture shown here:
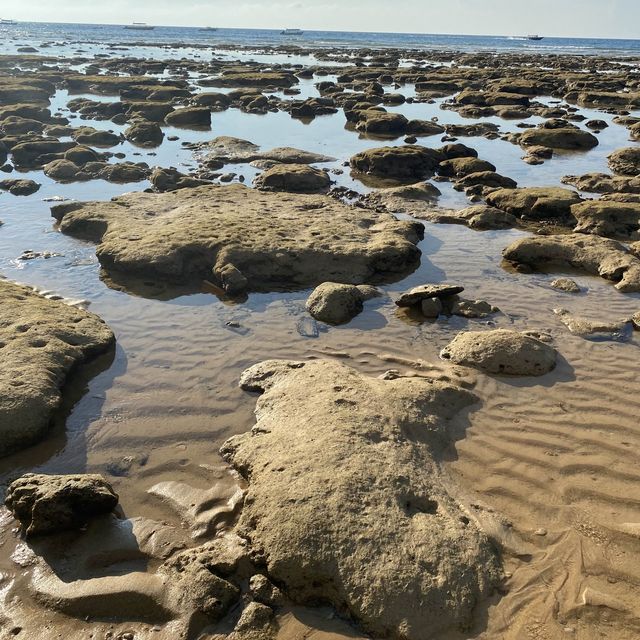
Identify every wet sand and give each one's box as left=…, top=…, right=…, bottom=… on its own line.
left=0, top=39, right=639, bottom=640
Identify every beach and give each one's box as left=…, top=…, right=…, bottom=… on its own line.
left=0, top=23, right=639, bottom=640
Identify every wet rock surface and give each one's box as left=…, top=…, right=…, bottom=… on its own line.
left=221, top=359, right=501, bottom=639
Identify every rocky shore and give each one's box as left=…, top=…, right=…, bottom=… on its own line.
left=0, top=38, right=639, bottom=640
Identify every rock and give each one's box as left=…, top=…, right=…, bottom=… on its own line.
left=221, top=359, right=500, bottom=639
left=632, top=311, right=640, bottom=330
left=354, top=110, right=409, bottom=135
left=200, top=136, right=335, bottom=165
left=52, top=184, right=422, bottom=295
left=420, top=297, right=443, bottom=318
left=43, top=159, right=85, bottom=182
left=608, top=147, right=640, bottom=176
left=249, top=575, right=285, bottom=607
left=406, top=119, right=446, bottom=136
left=0, top=279, right=115, bottom=455
left=450, top=205, right=518, bottom=230
left=395, top=283, right=464, bottom=307
left=192, top=92, right=232, bottom=109
left=64, top=145, right=101, bottom=165
left=350, top=145, right=444, bottom=183
left=150, top=167, right=210, bottom=192
left=551, top=278, right=581, bottom=293
left=72, top=126, right=122, bottom=147
left=441, top=329, right=557, bottom=376
left=233, top=602, right=276, bottom=640
left=5, top=473, right=119, bottom=536
left=305, top=282, right=379, bottom=324
left=253, top=164, right=330, bottom=193
left=561, top=172, right=640, bottom=194
left=450, top=299, right=499, bottom=318
left=552, top=308, right=632, bottom=342
left=206, top=71, right=297, bottom=88
left=454, top=171, right=517, bottom=190
left=586, top=119, right=608, bottom=130
left=10, top=140, right=76, bottom=168
left=518, top=127, right=598, bottom=150
left=439, top=143, right=478, bottom=159
left=439, top=157, right=496, bottom=177
left=124, top=120, right=164, bottom=147
left=0, top=178, right=40, bottom=195
left=503, top=233, right=640, bottom=292
left=486, top=187, right=581, bottom=220
left=165, top=107, right=212, bottom=128
left=571, top=200, right=640, bottom=240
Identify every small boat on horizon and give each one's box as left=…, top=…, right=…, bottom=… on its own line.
left=199, top=26, right=218, bottom=32
left=527, top=34, right=544, bottom=41
left=124, top=22, right=155, bottom=31
left=281, top=28, right=303, bottom=36
left=0, top=19, right=17, bottom=25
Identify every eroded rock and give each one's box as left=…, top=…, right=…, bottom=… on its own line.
left=305, top=282, right=379, bottom=324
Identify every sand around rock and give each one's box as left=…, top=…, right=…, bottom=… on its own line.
left=52, top=184, right=422, bottom=295
left=0, top=278, right=115, bottom=456
left=221, top=359, right=501, bottom=640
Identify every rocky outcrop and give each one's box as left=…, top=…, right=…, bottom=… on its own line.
left=253, top=164, right=330, bottom=193
left=608, top=147, right=640, bottom=176
left=486, top=187, right=581, bottom=220
left=221, top=359, right=501, bottom=640
left=350, top=145, right=444, bottom=183
left=562, top=172, right=640, bottom=194
left=503, top=233, right=640, bottom=292
left=571, top=200, right=640, bottom=240
left=305, top=282, right=379, bottom=324
left=5, top=473, right=119, bottom=536
left=0, top=278, right=115, bottom=456
left=441, top=330, right=557, bottom=376
left=52, top=184, right=422, bottom=295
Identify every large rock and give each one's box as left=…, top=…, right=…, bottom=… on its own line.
left=354, top=110, right=408, bottom=135
left=253, top=164, right=330, bottom=193
left=518, top=127, right=598, bottom=150
left=608, top=147, right=640, bottom=176
left=440, top=329, right=557, bottom=376
left=52, top=184, right=422, bottom=295
left=562, top=172, right=640, bottom=194
left=0, top=279, right=115, bottom=455
left=124, top=120, right=164, bottom=147
left=150, top=167, right=209, bottom=192
left=439, top=157, right=496, bottom=178
left=486, top=187, right=581, bottom=220
left=350, top=145, right=444, bottom=183
left=72, top=126, right=122, bottom=147
left=0, top=178, right=40, bottom=195
left=571, top=200, right=640, bottom=240
left=503, top=233, right=640, bottom=292
left=305, top=282, right=378, bottom=324
left=221, top=359, right=500, bottom=639
left=5, top=473, right=119, bottom=536
left=165, top=107, right=212, bottom=128
left=10, top=139, right=76, bottom=168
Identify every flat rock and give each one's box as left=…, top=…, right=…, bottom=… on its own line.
left=52, top=184, right=422, bottom=295
left=503, top=233, right=640, bottom=292
left=350, top=145, right=444, bottom=183
left=562, top=172, right=640, bottom=194
left=5, top=473, right=119, bottom=536
left=440, top=329, right=557, bottom=376
left=305, top=282, right=379, bottom=324
left=571, top=199, right=640, bottom=240
left=486, top=187, right=581, bottom=220
left=221, top=359, right=500, bottom=639
left=253, top=164, right=330, bottom=193
left=449, top=205, right=518, bottom=230
left=396, top=283, right=464, bottom=307
left=518, top=127, right=599, bottom=150
left=0, top=278, right=115, bottom=456
left=0, top=178, right=40, bottom=195
left=553, top=308, right=633, bottom=342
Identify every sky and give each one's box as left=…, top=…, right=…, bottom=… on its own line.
left=0, top=0, right=637, bottom=40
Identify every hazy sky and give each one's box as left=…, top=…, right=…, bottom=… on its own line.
left=0, top=0, right=637, bottom=39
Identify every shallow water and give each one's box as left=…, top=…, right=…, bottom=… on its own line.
left=1, top=39, right=640, bottom=640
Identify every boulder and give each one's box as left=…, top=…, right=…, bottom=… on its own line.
left=562, top=172, right=640, bottom=194
left=608, top=147, right=640, bottom=176
left=503, top=233, right=640, bottom=292
left=439, top=157, right=496, bottom=177
left=571, top=200, right=640, bottom=240
left=350, top=145, right=444, bottom=183
left=455, top=171, right=517, bottom=190
left=0, top=279, right=115, bottom=455
left=64, top=145, right=101, bottom=165
left=0, top=178, right=40, bottom=195
left=551, top=278, right=581, bottom=293
left=52, top=184, right=422, bottom=295
left=5, top=473, right=119, bottom=536
left=395, top=283, right=464, bottom=307
left=124, top=120, right=164, bottom=147
left=305, top=282, right=379, bottom=324
left=221, top=359, right=500, bottom=639
left=354, top=110, right=408, bottom=135
left=72, top=126, right=122, bottom=147
left=150, top=167, right=210, bottom=192
left=486, top=187, right=581, bottom=220
left=11, top=140, right=76, bottom=168
left=165, top=107, right=212, bottom=128
left=449, top=205, right=518, bottom=230
left=253, top=164, right=330, bottom=193
left=518, top=127, right=598, bottom=150
left=441, top=329, right=557, bottom=376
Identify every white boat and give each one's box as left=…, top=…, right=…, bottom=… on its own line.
left=0, top=19, right=17, bottom=24
left=527, top=34, right=543, bottom=41
left=199, top=26, right=218, bottom=32
left=124, top=22, right=155, bottom=31
left=281, top=28, right=303, bottom=36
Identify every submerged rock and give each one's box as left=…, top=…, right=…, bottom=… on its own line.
left=553, top=308, right=633, bottom=342
left=503, top=233, right=640, bottom=292
left=221, top=359, right=501, bottom=639
left=52, top=184, right=422, bottom=295
left=5, top=473, right=119, bottom=536
left=0, top=279, right=115, bottom=456
left=441, top=329, right=557, bottom=376
left=305, top=282, right=379, bottom=324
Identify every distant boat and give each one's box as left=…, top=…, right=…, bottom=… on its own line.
left=124, top=22, right=155, bottom=31
left=281, top=28, right=303, bottom=36
left=199, top=26, right=218, bottom=32
left=527, top=34, right=543, bottom=41
left=0, top=19, right=17, bottom=24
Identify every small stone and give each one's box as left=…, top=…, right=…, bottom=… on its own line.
left=551, top=278, right=581, bottom=293
left=534, top=528, right=547, bottom=536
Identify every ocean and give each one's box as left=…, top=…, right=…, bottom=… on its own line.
left=2, top=21, right=640, bottom=57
